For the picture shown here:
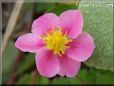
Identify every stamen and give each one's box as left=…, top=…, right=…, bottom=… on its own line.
left=61, top=51, right=65, bottom=54
left=58, top=52, right=62, bottom=57
left=42, top=27, right=72, bottom=57
left=65, top=46, right=70, bottom=49
left=44, top=31, right=49, bottom=35
left=51, top=26, right=55, bottom=33
left=66, top=39, right=72, bottom=43
left=64, top=31, right=68, bottom=37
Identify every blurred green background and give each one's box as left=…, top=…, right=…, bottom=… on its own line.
left=2, top=1, right=114, bottom=85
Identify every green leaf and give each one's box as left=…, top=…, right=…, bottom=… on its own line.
left=78, top=1, right=113, bottom=71
left=15, top=53, right=35, bottom=76
left=51, top=77, right=71, bottom=85
left=2, top=41, right=18, bottom=83
left=16, top=67, right=114, bottom=84
left=36, top=77, right=49, bottom=85
left=35, top=3, right=55, bottom=13
left=47, top=4, right=78, bottom=15
left=17, top=71, right=48, bottom=84
left=17, top=72, right=34, bottom=84
left=50, top=68, right=114, bottom=85
left=77, top=68, right=114, bottom=84
left=91, top=68, right=114, bottom=84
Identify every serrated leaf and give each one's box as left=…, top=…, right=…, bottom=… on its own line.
left=78, top=1, right=113, bottom=71
left=17, top=72, right=34, bottom=84
left=77, top=68, right=114, bottom=84
left=90, top=68, right=114, bottom=84
left=50, top=68, right=114, bottom=85
left=51, top=77, right=71, bottom=85
left=17, top=71, right=48, bottom=84
left=16, top=67, right=114, bottom=84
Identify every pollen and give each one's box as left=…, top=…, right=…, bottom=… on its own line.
left=42, top=26, right=72, bottom=57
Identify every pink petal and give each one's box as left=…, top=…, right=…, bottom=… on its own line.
left=15, top=33, right=44, bottom=53
left=67, top=32, right=95, bottom=62
left=58, top=54, right=81, bottom=77
left=35, top=48, right=59, bottom=78
left=32, top=13, right=59, bottom=36
left=59, top=10, right=83, bottom=39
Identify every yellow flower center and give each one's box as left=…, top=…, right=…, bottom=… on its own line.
left=42, top=26, right=72, bottom=57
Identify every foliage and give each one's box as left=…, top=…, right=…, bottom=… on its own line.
left=2, top=1, right=114, bottom=85
left=79, top=0, right=113, bottom=71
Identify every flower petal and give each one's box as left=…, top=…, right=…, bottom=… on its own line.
left=35, top=48, right=59, bottom=78
left=58, top=54, right=81, bottom=77
left=32, top=13, right=59, bottom=36
left=59, top=10, right=83, bottom=39
left=67, top=32, right=95, bottom=62
left=15, top=33, right=44, bottom=53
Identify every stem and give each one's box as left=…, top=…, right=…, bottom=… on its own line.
left=2, top=0, right=24, bottom=55
left=30, top=69, right=38, bottom=84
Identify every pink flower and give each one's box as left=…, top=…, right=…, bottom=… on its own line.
left=15, top=10, right=95, bottom=78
